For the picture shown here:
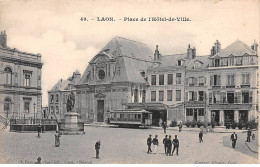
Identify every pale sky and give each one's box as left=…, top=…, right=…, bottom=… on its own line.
left=0, top=0, right=259, bottom=106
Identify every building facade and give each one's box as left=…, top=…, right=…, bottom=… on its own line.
left=74, top=37, right=153, bottom=123
left=0, top=31, right=43, bottom=120
left=48, top=70, right=81, bottom=120
left=49, top=36, right=258, bottom=126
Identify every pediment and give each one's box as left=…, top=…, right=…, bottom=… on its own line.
left=94, top=93, right=106, bottom=98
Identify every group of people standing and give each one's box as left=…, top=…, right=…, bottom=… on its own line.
left=147, top=134, right=179, bottom=156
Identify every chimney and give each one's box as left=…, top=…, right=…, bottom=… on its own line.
left=187, top=44, right=192, bottom=59
left=0, top=31, right=7, bottom=48
left=192, top=47, right=196, bottom=59
left=251, top=40, right=258, bottom=53
left=214, top=40, right=221, bottom=53
left=210, top=46, right=215, bottom=56
left=154, top=45, right=160, bottom=61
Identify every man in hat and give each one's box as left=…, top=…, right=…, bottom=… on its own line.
left=246, top=129, right=252, bottom=142
left=172, top=135, right=179, bottom=155
left=95, top=140, right=101, bottom=159
left=230, top=132, right=238, bottom=148
left=166, top=135, right=172, bottom=156
left=37, top=124, right=42, bottom=138
left=162, top=135, right=168, bottom=154
left=35, top=157, right=41, bottom=164
left=162, top=122, right=167, bottom=133
left=147, top=134, right=152, bottom=153
left=152, top=135, right=159, bottom=154
left=178, top=122, right=182, bottom=132
left=199, top=131, right=203, bottom=143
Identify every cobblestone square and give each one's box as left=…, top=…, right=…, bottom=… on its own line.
left=0, top=126, right=258, bottom=164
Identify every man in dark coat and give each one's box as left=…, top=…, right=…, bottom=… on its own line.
left=246, top=129, right=252, bottom=142
left=230, top=132, right=238, bottom=148
left=37, top=124, right=42, bottom=138
left=162, top=122, right=167, bottom=133
left=172, top=135, right=179, bottom=155
left=147, top=134, right=152, bottom=153
left=163, top=135, right=168, bottom=154
left=166, top=135, right=172, bottom=156
left=178, top=122, right=182, bottom=132
left=152, top=135, right=159, bottom=154
left=95, top=140, right=101, bottom=159
left=199, top=131, right=203, bottom=143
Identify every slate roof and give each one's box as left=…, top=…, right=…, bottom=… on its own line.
left=211, top=40, right=256, bottom=58
left=49, top=79, right=71, bottom=92
left=186, top=55, right=210, bottom=69
left=77, top=37, right=154, bottom=85
left=158, top=53, right=190, bottom=67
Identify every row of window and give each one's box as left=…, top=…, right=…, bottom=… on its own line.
left=209, top=91, right=253, bottom=104
left=210, top=74, right=250, bottom=86
left=151, top=73, right=182, bottom=85
left=185, top=91, right=206, bottom=101
left=212, top=56, right=256, bottom=67
left=186, top=77, right=206, bottom=86
left=151, top=90, right=181, bottom=102
left=3, top=67, right=32, bottom=87
left=112, top=113, right=141, bottom=120
left=186, top=108, right=205, bottom=116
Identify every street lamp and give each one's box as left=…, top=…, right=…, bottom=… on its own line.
left=33, top=103, right=36, bottom=124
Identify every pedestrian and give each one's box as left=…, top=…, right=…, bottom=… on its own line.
left=252, top=134, right=255, bottom=140
left=199, top=131, right=203, bottom=143
left=35, top=157, right=41, bottom=164
left=246, top=129, right=252, bottom=142
left=37, top=124, right=42, bottom=138
left=147, top=134, right=152, bottom=154
left=162, top=122, right=167, bottom=133
left=178, top=122, right=182, bottom=132
left=95, top=140, right=101, bottom=159
left=230, top=132, right=238, bottom=148
left=163, top=135, right=168, bottom=154
left=166, top=135, right=172, bottom=156
left=172, top=135, right=179, bottom=155
left=152, top=135, right=159, bottom=154
left=55, top=130, right=61, bottom=147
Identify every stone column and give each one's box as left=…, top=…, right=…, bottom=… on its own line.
left=234, top=110, right=239, bottom=123
left=220, top=110, right=224, bottom=125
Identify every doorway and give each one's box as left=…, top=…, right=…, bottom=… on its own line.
left=194, top=109, right=198, bottom=122
left=224, top=110, right=234, bottom=125
left=97, top=100, right=104, bottom=122
left=211, top=110, right=220, bottom=123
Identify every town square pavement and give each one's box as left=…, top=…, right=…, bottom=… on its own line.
left=0, top=126, right=258, bottom=164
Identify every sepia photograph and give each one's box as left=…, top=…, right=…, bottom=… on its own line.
left=0, top=0, right=259, bottom=164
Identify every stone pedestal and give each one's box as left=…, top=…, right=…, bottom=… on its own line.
left=62, top=112, right=84, bottom=135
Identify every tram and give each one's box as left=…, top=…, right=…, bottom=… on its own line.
left=109, top=109, right=152, bottom=128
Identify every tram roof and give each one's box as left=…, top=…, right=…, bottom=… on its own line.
left=111, top=109, right=151, bottom=113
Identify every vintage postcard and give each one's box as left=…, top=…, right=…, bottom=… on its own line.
left=0, top=0, right=259, bottom=164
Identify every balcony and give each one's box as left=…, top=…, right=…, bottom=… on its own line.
left=241, top=84, right=250, bottom=88
left=226, top=85, right=235, bottom=88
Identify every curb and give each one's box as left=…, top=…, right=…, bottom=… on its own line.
left=84, top=124, right=250, bottom=133
left=245, top=142, right=258, bottom=153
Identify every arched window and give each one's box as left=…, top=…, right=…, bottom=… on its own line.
left=4, top=67, right=12, bottom=85
left=4, top=97, right=12, bottom=117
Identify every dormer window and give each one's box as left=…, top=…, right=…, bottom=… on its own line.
left=214, top=59, right=220, bottom=67
left=178, top=60, right=184, bottom=66
left=194, top=61, right=202, bottom=69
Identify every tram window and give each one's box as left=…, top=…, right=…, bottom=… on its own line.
left=138, top=114, right=141, bottom=119
left=113, top=113, right=116, bottom=118
left=116, top=113, right=120, bottom=118
left=120, top=114, right=124, bottom=118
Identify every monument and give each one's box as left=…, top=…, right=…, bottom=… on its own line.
left=62, top=92, right=84, bottom=135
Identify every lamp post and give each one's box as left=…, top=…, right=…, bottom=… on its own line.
left=33, top=103, right=36, bottom=124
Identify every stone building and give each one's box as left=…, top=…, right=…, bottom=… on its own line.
left=75, top=37, right=153, bottom=123
left=207, top=40, right=258, bottom=125
left=48, top=70, right=81, bottom=120
left=50, top=36, right=258, bottom=126
left=0, top=31, right=43, bottom=120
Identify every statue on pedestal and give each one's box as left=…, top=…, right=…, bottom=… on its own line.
left=66, top=92, right=75, bottom=112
